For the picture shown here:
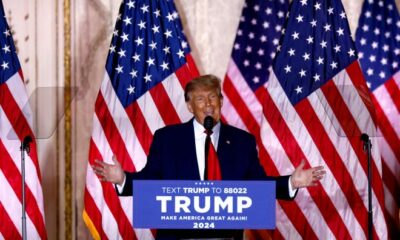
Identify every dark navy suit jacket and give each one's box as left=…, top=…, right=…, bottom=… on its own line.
left=120, top=119, right=295, bottom=239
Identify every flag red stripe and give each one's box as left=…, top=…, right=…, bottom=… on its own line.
left=220, top=115, right=227, bottom=123
left=375, top=79, right=400, bottom=234
left=244, top=229, right=274, bottom=240
left=223, top=80, right=317, bottom=238
left=95, top=93, right=136, bottom=172
left=149, top=84, right=181, bottom=125
left=88, top=139, right=137, bottom=239
left=102, top=182, right=136, bottom=239
left=258, top=89, right=319, bottom=239
left=174, top=54, right=199, bottom=88
left=261, top=87, right=353, bottom=239
left=258, top=145, right=319, bottom=240
left=0, top=81, right=46, bottom=239
left=125, top=101, right=153, bottom=156
left=84, top=187, right=108, bottom=240
left=254, top=107, right=279, bottom=173
left=276, top=201, right=319, bottom=240
left=270, top=229, right=284, bottom=240
left=223, top=76, right=260, bottom=134
left=85, top=139, right=109, bottom=240
left=0, top=83, right=41, bottom=180
left=384, top=77, right=400, bottom=113
left=185, top=54, right=200, bottom=77
left=382, top=158, right=400, bottom=240
left=345, top=62, right=378, bottom=123
left=321, top=80, right=386, bottom=237
left=372, top=96, right=400, bottom=163
left=383, top=209, right=399, bottom=240
left=0, top=141, right=47, bottom=239
left=381, top=158, right=400, bottom=205
left=222, top=77, right=315, bottom=238
left=257, top=137, right=314, bottom=239
left=0, top=203, right=21, bottom=240
left=296, top=96, right=376, bottom=238
left=258, top=88, right=324, bottom=239
left=322, top=80, right=387, bottom=203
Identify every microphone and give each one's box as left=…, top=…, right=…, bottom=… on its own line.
left=360, top=133, right=370, bottom=151
left=360, top=133, right=369, bottom=142
left=203, top=116, right=214, bottom=132
left=203, top=116, right=214, bottom=180
left=21, top=136, right=33, bottom=153
left=23, top=136, right=32, bottom=145
left=360, top=133, right=373, bottom=240
left=20, top=135, right=32, bottom=239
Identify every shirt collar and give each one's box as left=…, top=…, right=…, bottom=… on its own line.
left=193, top=118, right=221, bottom=139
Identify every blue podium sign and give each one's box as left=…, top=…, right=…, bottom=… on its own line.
left=132, top=180, right=276, bottom=229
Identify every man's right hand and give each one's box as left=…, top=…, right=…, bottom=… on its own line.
left=290, top=160, right=325, bottom=189
left=92, top=156, right=125, bottom=185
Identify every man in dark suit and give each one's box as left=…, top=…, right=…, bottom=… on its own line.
left=93, top=74, right=325, bottom=239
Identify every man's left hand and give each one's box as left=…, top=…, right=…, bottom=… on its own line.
left=291, top=160, right=326, bottom=189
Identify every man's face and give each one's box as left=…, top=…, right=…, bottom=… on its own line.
left=186, top=88, right=223, bottom=125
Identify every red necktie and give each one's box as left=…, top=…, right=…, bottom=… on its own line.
left=204, top=130, right=222, bottom=180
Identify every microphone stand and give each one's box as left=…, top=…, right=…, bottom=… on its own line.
left=20, top=136, right=32, bottom=240
left=360, top=133, right=372, bottom=240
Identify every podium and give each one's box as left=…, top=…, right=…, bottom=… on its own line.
left=132, top=180, right=276, bottom=230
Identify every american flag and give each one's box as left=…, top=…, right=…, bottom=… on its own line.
left=221, top=1, right=288, bottom=238
left=0, top=0, right=47, bottom=239
left=222, top=0, right=288, bottom=138
left=83, top=0, right=198, bottom=238
left=223, top=0, right=388, bottom=239
left=355, top=0, right=400, bottom=237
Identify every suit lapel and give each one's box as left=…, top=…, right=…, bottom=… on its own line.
left=181, top=119, right=201, bottom=179
left=216, top=123, right=232, bottom=177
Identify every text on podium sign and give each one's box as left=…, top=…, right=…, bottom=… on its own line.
left=132, top=180, right=276, bottom=229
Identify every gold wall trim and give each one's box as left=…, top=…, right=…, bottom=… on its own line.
left=63, top=0, right=72, bottom=239
left=55, top=0, right=60, bottom=238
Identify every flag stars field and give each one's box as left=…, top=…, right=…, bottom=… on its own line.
left=127, top=0, right=134, bottom=9
left=2, top=44, right=10, bottom=53
left=3, top=28, right=10, bottom=36
left=130, top=69, right=137, bottom=78
left=1, top=60, right=8, bottom=70
left=127, top=85, right=135, bottom=94
left=138, top=20, right=146, bottom=29
left=140, top=4, right=149, bottom=13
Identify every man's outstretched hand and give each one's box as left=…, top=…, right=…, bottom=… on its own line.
left=291, top=160, right=326, bottom=189
left=92, top=157, right=324, bottom=189
left=92, top=156, right=125, bottom=185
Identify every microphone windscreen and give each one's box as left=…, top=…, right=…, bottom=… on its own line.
left=23, top=136, right=33, bottom=145
left=360, top=133, right=369, bottom=142
left=203, top=116, right=214, bottom=131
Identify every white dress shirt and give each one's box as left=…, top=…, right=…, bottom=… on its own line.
left=193, top=118, right=220, bottom=180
